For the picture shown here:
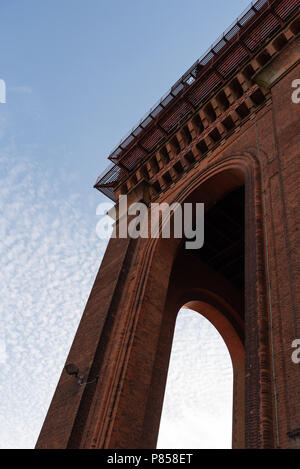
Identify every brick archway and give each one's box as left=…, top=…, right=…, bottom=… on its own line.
left=103, top=154, right=272, bottom=449
left=114, top=154, right=262, bottom=450
left=182, top=300, right=245, bottom=449
left=145, top=262, right=245, bottom=449
left=159, top=299, right=244, bottom=449
left=163, top=255, right=245, bottom=449
left=36, top=153, right=273, bottom=449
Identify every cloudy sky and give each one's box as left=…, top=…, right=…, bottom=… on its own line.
left=157, top=310, right=233, bottom=449
left=0, top=0, right=250, bottom=449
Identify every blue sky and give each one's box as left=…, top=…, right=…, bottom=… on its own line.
left=0, top=0, right=250, bottom=449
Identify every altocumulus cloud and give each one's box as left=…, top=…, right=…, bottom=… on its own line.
left=0, top=148, right=107, bottom=448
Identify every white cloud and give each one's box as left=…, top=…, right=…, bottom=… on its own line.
left=0, top=149, right=108, bottom=449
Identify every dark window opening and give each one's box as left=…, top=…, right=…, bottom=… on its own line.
left=217, top=90, right=230, bottom=111
left=192, top=114, right=204, bottom=134
left=290, top=18, right=300, bottom=35
left=140, top=166, right=150, bottom=181
left=236, top=103, right=250, bottom=119
left=196, top=140, right=209, bottom=155
left=209, top=128, right=222, bottom=143
left=243, top=64, right=255, bottom=82
left=151, top=156, right=160, bottom=174
left=152, top=181, right=161, bottom=193
left=181, top=125, right=193, bottom=145
left=160, top=146, right=170, bottom=164
left=173, top=161, right=184, bottom=174
left=204, top=103, right=217, bottom=123
left=272, top=33, right=288, bottom=52
left=230, top=78, right=244, bottom=99
left=222, top=116, right=235, bottom=131
left=184, top=151, right=195, bottom=163
left=257, top=50, right=271, bottom=67
left=162, top=171, right=172, bottom=185
left=250, top=89, right=265, bottom=106
left=170, top=136, right=181, bottom=155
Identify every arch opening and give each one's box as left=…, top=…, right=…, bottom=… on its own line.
left=157, top=308, right=234, bottom=449
left=155, top=184, right=246, bottom=449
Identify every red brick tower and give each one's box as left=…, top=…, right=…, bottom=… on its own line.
left=36, top=0, right=300, bottom=449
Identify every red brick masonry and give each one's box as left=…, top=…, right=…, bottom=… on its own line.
left=36, top=3, right=300, bottom=449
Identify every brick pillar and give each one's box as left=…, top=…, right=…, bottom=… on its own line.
left=35, top=234, right=134, bottom=448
